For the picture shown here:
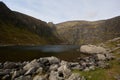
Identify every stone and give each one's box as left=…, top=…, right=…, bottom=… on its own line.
left=80, top=45, right=107, bottom=54
left=66, top=73, right=81, bottom=80
left=3, top=62, right=18, bottom=69
left=36, top=67, right=43, bottom=74
left=89, top=65, right=95, bottom=70
left=105, top=53, right=115, bottom=60
left=96, top=54, right=106, bottom=60
left=114, top=74, right=120, bottom=80
left=58, top=64, right=71, bottom=78
left=12, top=69, right=26, bottom=79
left=0, top=69, right=11, bottom=76
left=49, top=64, right=59, bottom=71
left=2, top=74, right=10, bottom=80
left=15, top=75, right=32, bottom=80
left=23, top=59, right=40, bottom=70
left=49, top=71, right=64, bottom=80
left=69, top=62, right=81, bottom=70
left=97, top=61, right=110, bottom=69
left=25, top=67, right=37, bottom=75
left=33, top=75, right=47, bottom=80
left=47, top=56, right=60, bottom=64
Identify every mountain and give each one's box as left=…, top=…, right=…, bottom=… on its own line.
left=0, top=2, right=61, bottom=45
left=56, top=16, right=120, bottom=45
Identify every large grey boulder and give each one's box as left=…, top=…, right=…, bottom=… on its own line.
left=80, top=45, right=107, bottom=54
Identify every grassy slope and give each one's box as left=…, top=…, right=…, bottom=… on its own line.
left=73, top=38, right=120, bottom=80
left=0, top=21, right=48, bottom=45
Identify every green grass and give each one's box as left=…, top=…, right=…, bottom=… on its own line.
left=72, top=38, right=120, bottom=80
left=0, top=22, right=50, bottom=45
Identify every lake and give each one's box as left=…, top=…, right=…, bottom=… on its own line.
left=0, top=45, right=85, bottom=62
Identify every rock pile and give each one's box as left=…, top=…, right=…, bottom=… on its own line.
left=0, top=56, right=85, bottom=80
left=69, top=53, right=114, bottom=71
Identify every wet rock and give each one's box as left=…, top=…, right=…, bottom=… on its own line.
left=3, top=62, right=19, bottom=69
left=0, top=69, right=11, bottom=76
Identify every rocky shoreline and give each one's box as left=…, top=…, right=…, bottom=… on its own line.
left=0, top=52, right=114, bottom=80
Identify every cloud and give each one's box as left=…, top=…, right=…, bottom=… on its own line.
left=2, top=0, right=120, bottom=23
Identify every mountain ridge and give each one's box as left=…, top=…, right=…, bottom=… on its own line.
left=56, top=16, right=120, bottom=45
left=0, top=2, right=61, bottom=45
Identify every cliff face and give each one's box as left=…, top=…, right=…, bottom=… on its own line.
left=0, top=2, right=61, bottom=45
left=56, top=16, right=120, bottom=45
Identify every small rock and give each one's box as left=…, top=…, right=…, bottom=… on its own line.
left=36, top=67, right=43, bottom=74
left=15, top=75, right=32, bottom=80
left=58, top=64, right=71, bottom=78
left=96, top=54, right=106, bottom=61
left=2, top=74, right=10, bottom=80
left=66, top=73, right=81, bottom=80
left=4, top=62, right=18, bottom=69
left=33, top=75, right=47, bottom=80
left=49, top=64, right=59, bottom=71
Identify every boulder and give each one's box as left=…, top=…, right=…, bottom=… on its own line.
left=80, top=45, right=107, bottom=54
left=23, top=59, right=40, bottom=70
left=45, top=56, right=60, bottom=64
left=58, top=64, right=71, bottom=78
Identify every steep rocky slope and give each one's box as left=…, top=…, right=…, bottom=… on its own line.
left=0, top=2, right=61, bottom=45
left=56, top=16, right=120, bottom=45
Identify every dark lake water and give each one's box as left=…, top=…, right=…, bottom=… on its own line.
left=0, top=45, right=84, bottom=62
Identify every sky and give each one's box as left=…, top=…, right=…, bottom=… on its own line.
left=1, top=0, right=120, bottom=23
